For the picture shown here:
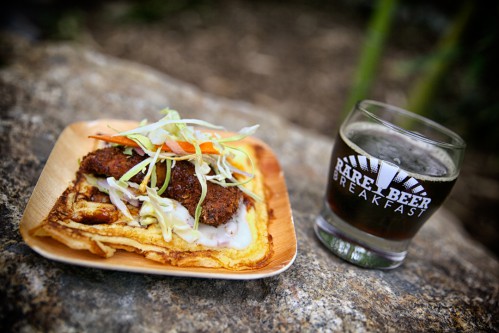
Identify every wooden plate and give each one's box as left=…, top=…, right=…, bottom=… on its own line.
left=20, top=120, right=296, bottom=279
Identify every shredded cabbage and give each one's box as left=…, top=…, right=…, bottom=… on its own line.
left=94, top=108, right=260, bottom=243
left=140, top=188, right=201, bottom=243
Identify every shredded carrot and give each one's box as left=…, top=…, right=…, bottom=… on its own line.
left=89, top=134, right=219, bottom=155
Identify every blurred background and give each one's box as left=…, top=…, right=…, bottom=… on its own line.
left=2, top=0, right=498, bottom=257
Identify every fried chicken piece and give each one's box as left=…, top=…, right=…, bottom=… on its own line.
left=165, top=161, right=242, bottom=227
left=79, top=147, right=158, bottom=184
left=79, top=147, right=242, bottom=226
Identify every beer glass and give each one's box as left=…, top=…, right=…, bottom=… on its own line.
left=315, top=100, right=465, bottom=269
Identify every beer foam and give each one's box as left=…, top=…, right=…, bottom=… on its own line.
left=341, top=122, right=459, bottom=182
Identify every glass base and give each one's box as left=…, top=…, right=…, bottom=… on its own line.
left=314, top=203, right=409, bottom=269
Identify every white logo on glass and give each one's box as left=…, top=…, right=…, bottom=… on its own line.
left=333, top=155, right=431, bottom=216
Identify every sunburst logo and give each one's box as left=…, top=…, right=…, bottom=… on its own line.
left=333, top=155, right=431, bottom=217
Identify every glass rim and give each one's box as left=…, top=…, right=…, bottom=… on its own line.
left=356, top=100, right=466, bottom=150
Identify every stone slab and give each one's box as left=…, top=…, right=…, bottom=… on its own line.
left=1, top=36, right=498, bottom=332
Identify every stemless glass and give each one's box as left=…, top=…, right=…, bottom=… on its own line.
left=315, top=100, right=465, bottom=269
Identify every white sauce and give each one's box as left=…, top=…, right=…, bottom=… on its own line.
left=196, top=204, right=252, bottom=249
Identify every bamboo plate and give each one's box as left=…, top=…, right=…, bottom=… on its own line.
left=19, top=120, right=296, bottom=279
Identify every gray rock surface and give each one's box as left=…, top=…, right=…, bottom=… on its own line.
left=1, top=35, right=498, bottom=332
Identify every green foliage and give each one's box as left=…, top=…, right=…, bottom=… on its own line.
left=342, top=0, right=398, bottom=119
left=52, top=9, right=85, bottom=40
left=406, top=1, right=472, bottom=117
left=23, top=6, right=85, bottom=41
left=423, top=2, right=499, bottom=153
left=121, top=0, right=210, bottom=23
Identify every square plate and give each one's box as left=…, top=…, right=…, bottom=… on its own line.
left=20, top=120, right=296, bottom=279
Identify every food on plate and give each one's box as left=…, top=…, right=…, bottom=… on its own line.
left=32, top=109, right=273, bottom=270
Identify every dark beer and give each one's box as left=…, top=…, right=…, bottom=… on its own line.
left=326, top=123, right=458, bottom=241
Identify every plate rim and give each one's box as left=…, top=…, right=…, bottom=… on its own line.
left=19, top=119, right=297, bottom=279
